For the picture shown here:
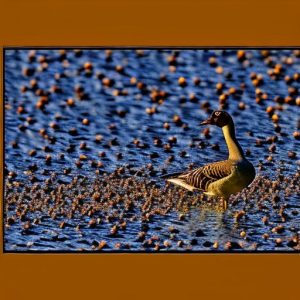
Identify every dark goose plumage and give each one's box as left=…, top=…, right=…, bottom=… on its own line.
left=165, top=160, right=232, bottom=192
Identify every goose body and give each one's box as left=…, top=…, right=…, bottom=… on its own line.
left=165, top=111, right=256, bottom=203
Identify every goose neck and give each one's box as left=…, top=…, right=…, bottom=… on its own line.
left=222, top=121, right=244, bottom=160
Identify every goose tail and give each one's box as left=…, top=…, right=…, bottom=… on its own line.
left=162, top=171, right=195, bottom=192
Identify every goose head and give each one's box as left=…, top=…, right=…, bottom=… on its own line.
left=201, top=110, right=232, bottom=128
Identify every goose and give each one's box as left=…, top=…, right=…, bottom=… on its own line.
left=164, top=110, right=256, bottom=209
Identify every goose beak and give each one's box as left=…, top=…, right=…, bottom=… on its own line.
left=200, top=118, right=212, bottom=126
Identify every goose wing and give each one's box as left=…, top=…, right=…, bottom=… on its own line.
left=176, top=160, right=233, bottom=192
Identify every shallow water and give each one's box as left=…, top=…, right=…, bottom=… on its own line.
left=4, top=49, right=300, bottom=252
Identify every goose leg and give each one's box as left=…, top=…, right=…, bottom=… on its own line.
left=221, top=198, right=228, bottom=210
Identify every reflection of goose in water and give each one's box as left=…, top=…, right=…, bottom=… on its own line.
left=174, top=208, right=235, bottom=247
left=164, top=111, right=256, bottom=209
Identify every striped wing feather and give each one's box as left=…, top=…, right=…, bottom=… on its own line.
left=178, top=160, right=232, bottom=191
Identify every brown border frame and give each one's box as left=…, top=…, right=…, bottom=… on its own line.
left=1, top=1, right=300, bottom=299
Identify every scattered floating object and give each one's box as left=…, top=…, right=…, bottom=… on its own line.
left=288, top=151, right=297, bottom=159
left=235, top=210, right=246, bottom=222
left=293, top=131, right=300, bottom=140
left=240, top=231, right=246, bottom=238
left=4, top=49, right=300, bottom=252
left=82, top=118, right=90, bottom=126
left=178, top=77, right=187, bottom=87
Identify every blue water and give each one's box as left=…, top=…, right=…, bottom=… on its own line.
left=4, top=49, right=300, bottom=251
